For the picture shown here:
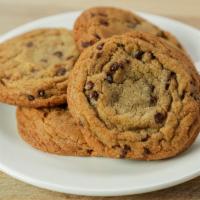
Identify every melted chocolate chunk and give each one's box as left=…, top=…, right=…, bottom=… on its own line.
left=141, top=135, right=150, bottom=142
left=89, top=91, right=99, bottom=101
left=143, top=147, right=151, bottom=155
left=81, top=41, right=94, bottom=48
left=110, top=62, right=123, bottom=72
left=94, top=33, right=101, bottom=40
left=87, top=149, right=93, bottom=154
left=96, top=52, right=103, bottom=59
left=0, top=79, right=5, bottom=86
left=165, top=83, right=170, bottom=90
left=170, top=72, right=176, bottom=79
left=38, top=90, right=45, bottom=97
left=53, top=51, right=63, bottom=58
left=43, top=112, right=48, bottom=118
left=132, top=51, right=144, bottom=60
left=56, top=68, right=66, bottom=76
left=96, top=43, right=104, bottom=50
left=106, top=74, right=113, bottom=83
left=157, top=31, right=167, bottom=39
left=150, top=85, right=155, bottom=92
left=150, top=96, right=157, bottom=106
left=66, top=55, right=74, bottom=60
left=116, top=43, right=125, bottom=48
left=181, top=90, right=186, bottom=100
left=120, top=144, right=131, bottom=158
left=85, top=81, right=94, bottom=90
left=27, top=95, right=35, bottom=101
left=99, top=19, right=109, bottom=26
left=154, top=112, right=166, bottom=124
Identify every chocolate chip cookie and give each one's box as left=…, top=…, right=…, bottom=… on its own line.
left=17, top=105, right=98, bottom=156
left=73, top=7, right=183, bottom=51
left=0, top=28, right=79, bottom=108
left=67, top=31, right=200, bottom=160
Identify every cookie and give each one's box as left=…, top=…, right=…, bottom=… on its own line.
left=16, top=105, right=98, bottom=156
left=73, top=7, right=183, bottom=51
left=67, top=31, right=200, bottom=160
left=0, top=28, right=79, bottom=108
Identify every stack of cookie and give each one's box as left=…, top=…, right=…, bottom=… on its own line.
left=0, top=7, right=200, bottom=160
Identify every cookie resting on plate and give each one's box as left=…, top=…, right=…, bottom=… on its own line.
left=67, top=31, right=200, bottom=160
left=0, top=28, right=79, bottom=108
left=16, top=105, right=98, bottom=156
left=73, top=6, right=183, bottom=51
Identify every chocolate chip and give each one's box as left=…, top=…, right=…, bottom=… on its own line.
left=26, top=42, right=33, bottom=47
left=125, top=59, right=130, bottom=64
left=110, top=62, right=123, bottom=72
left=89, top=91, right=99, bottom=101
left=141, top=135, right=150, bottom=142
left=181, top=90, right=186, bottom=100
left=150, top=85, right=155, bottom=92
left=27, top=95, right=35, bottom=101
left=170, top=72, right=176, bottom=79
left=154, top=112, right=166, bottom=124
left=143, top=147, right=151, bottom=155
left=127, top=22, right=137, bottom=28
left=165, top=83, right=170, bottom=90
left=87, top=149, right=93, bottom=154
left=58, top=104, right=68, bottom=110
left=94, top=33, right=101, bottom=40
left=112, top=144, right=120, bottom=149
left=96, top=43, right=104, bottom=50
left=191, top=92, right=200, bottom=101
left=106, top=74, right=113, bottom=83
left=96, top=52, right=103, bottom=59
left=120, top=144, right=131, bottom=158
left=116, top=43, right=125, bottom=48
left=56, top=68, right=66, bottom=76
left=99, top=19, right=109, bottom=26
left=85, top=81, right=94, bottom=90
left=91, top=13, right=96, bottom=17
left=0, top=79, right=5, bottom=86
left=132, top=51, right=144, bottom=60
left=150, top=96, right=157, bottom=106
left=53, top=51, right=63, bottom=58
left=81, top=41, right=94, bottom=48
left=43, top=112, right=48, bottom=118
left=157, top=31, right=167, bottom=39
left=38, top=90, right=45, bottom=97
left=150, top=53, right=156, bottom=59
left=66, top=55, right=74, bottom=60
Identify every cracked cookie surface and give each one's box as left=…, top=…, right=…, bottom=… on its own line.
left=68, top=31, right=200, bottom=160
left=16, top=105, right=98, bottom=156
left=73, top=7, right=183, bottom=51
left=0, top=28, right=79, bottom=107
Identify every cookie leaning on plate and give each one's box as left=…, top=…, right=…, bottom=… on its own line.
left=16, top=106, right=98, bottom=156
left=0, top=28, right=79, bottom=108
left=73, top=7, right=183, bottom=51
left=67, top=31, right=200, bottom=160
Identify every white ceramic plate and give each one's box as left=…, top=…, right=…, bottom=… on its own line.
left=0, top=11, right=200, bottom=197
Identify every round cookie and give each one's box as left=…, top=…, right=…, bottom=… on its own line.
left=67, top=31, right=200, bottom=160
left=16, top=105, right=97, bottom=156
left=73, top=7, right=183, bottom=51
left=0, top=28, right=79, bottom=108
